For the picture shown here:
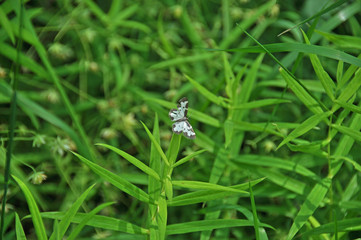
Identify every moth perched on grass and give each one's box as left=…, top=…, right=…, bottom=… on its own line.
left=169, top=97, right=196, bottom=139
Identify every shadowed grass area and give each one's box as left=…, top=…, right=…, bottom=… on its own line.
left=1, top=0, right=361, bottom=239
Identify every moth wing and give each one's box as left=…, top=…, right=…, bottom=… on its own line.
left=169, top=108, right=182, bottom=121
left=178, top=97, right=188, bottom=118
left=172, top=121, right=184, bottom=134
left=169, top=98, right=188, bottom=121
left=182, top=120, right=196, bottom=139
left=172, top=121, right=195, bottom=139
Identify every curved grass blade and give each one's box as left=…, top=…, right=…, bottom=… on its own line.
left=172, top=180, right=248, bottom=193
left=172, top=149, right=207, bottom=168
left=302, top=30, right=335, bottom=100
left=49, top=184, right=95, bottom=240
left=95, top=143, right=160, bottom=181
left=67, top=202, right=115, bottom=240
left=219, top=43, right=361, bottom=68
left=277, top=111, right=332, bottom=150
left=12, top=175, right=47, bottom=240
left=286, top=177, right=331, bottom=240
left=166, top=219, right=274, bottom=235
left=72, top=152, right=150, bottom=203
left=140, top=121, right=170, bottom=166
left=332, top=124, right=361, bottom=142
left=15, top=212, right=26, bottom=240
left=39, top=212, right=149, bottom=234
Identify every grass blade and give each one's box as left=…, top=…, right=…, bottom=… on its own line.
left=141, top=121, right=169, bottom=166
left=67, top=202, right=115, bottom=240
left=15, top=213, right=27, bottom=240
left=277, top=111, right=332, bottom=150
left=39, top=212, right=148, bottom=234
left=49, top=184, right=95, bottom=240
left=166, top=219, right=273, bottom=235
left=12, top=175, right=47, bottom=240
left=286, top=178, right=331, bottom=240
left=72, top=152, right=150, bottom=203
left=96, top=143, right=160, bottom=181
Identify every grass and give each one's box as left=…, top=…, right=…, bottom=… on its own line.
left=1, top=0, right=361, bottom=239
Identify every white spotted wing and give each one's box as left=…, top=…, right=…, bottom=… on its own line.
left=169, top=97, right=196, bottom=139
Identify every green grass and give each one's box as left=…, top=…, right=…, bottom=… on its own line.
left=1, top=0, right=361, bottom=239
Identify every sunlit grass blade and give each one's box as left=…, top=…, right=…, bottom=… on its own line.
left=95, top=143, right=160, bottom=181
left=67, top=202, right=115, bottom=240
left=39, top=212, right=149, bottom=234
left=332, top=156, right=361, bottom=173
left=49, top=184, right=95, bottom=240
left=169, top=179, right=265, bottom=207
left=277, top=111, right=332, bottom=150
left=316, top=30, right=361, bottom=50
left=0, top=6, right=15, bottom=44
left=12, top=175, right=47, bottom=240
left=231, top=98, right=291, bottom=109
left=302, top=30, right=335, bottom=100
left=185, top=74, right=230, bottom=107
left=334, top=69, right=361, bottom=104
left=332, top=124, right=361, bottom=142
left=166, top=219, right=274, bottom=236
left=220, top=43, right=361, bottom=68
left=303, top=217, right=361, bottom=238
left=173, top=180, right=248, bottom=193
left=334, top=99, right=361, bottom=114
left=286, top=177, right=331, bottom=240
left=337, top=54, right=361, bottom=90
left=279, top=68, right=324, bottom=114
left=232, top=155, right=319, bottom=180
left=140, top=121, right=170, bottom=166
left=72, top=152, right=150, bottom=203
left=15, top=212, right=26, bottom=240
left=172, top=149, right=207, bottom=168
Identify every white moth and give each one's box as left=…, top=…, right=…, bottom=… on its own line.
left=169, top=97, right=196, bottom=139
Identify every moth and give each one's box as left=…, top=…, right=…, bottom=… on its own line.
left=169, top=97, right=196, bottom=139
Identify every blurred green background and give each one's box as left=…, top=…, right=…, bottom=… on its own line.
left=1, top=0, right=361, bottom=239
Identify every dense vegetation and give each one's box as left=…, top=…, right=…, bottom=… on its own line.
left=1, top=0, right=361, bottom=239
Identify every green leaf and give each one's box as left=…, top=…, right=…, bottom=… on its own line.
left=231, top=98, right=291, bottom=109
left=96, top=143, right=160, bottom=181
left=286, top=178, right=331, bottom=240
left=302, top=30, right=335, bottom=100
left=277, top=111, right=332, bottom=150
left=303, top=217, right=361, bottom=237
left=15, top=213, right=27, bottom=240
left=172, top=149, right=207, bottom=168
left=335, top=69, right=361, bottom=104
left=12, top=175, right=48, bottom=240
left=172, top=180, right=248, bottom=193
left=39, top=212, right=149, bottom=234
left=72, top=152, right=150, bottom=203
left=67, top=202, right=115, bottom=240
left=141, top=121, right=170, bottom=166
left=334, top=99, right=361, bottom=114
left=279, top=68, right=324, bottom=114
left=0, top=6, right=15, bottom=44
left=49, top=184, right=95, bottom=240
left=332, top=124, right=361, bottom=142
left=169, top=179, right=264, bottom=207
left=221, top=43, right=361, bottom=68
left=166, top=219, right=273, bottom=235
left=232, top=155, right=319, bottom=181
left=185, top=74, right=229, bottom=108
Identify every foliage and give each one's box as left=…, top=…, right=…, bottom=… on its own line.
left=0, top=0, right=361, bottom=239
